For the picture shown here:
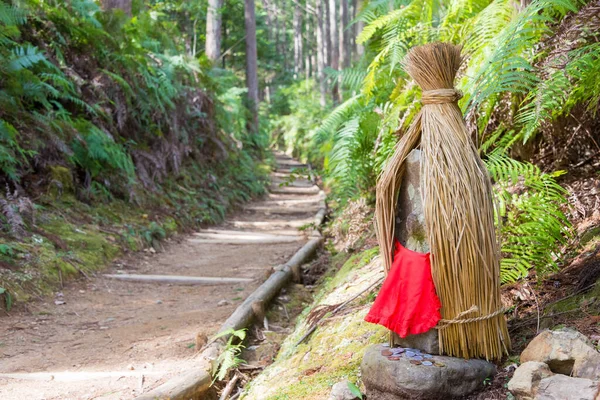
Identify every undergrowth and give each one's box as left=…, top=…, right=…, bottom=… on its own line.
left=0, top=1, right=271, bottom=304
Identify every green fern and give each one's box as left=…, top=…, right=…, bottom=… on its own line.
left=211, top=328, right=247, bottom=382
left=486, top=151, right=571, bottom=283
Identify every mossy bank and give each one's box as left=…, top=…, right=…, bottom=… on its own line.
left=0, top=158, right=270, bottom=307
left=242, top=248, right=386, bottom=400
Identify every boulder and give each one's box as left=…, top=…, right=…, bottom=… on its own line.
left=520, top=328, right=600, bottom=379
left=536, top=374, right=599, bottom=400
left=507, top=362, right=553, bottom=400
left=361, top=344, right=496, bottom=399
left=328, top=380, right=360, bottom=400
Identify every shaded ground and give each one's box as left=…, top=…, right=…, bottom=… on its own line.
left=0, top=153, right=322, bottom=400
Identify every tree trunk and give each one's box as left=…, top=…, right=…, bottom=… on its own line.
left=245, top=0, right=260, bottom=134
left=328, top=0, right=339, bottom=101
left=316, top=0, right=327, bottom=106
left=206, top=0, right=223, bottom=62
left=293, top=3, right=303, bottom=76
left=339, top=0, right=350, bottom=69
left=324, top=0, right=331, bottom=67
left=354, top=0, right=364, bottom=59
left=101, top=0, right=131, bottom=15
left=281, top=0, right=288, bottom=71
left=261, top=0, right=274, bottom=41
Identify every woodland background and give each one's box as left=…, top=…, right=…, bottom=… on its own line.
left=0, top=0, right=599, bottom=306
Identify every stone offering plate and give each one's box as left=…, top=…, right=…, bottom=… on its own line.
left=361, top=344, right=496, bottom=399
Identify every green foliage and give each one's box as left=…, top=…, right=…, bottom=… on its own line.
left=0, top=0, right=265, bottom=203
left=486, top=152, right=571, bottom=283
left=0, top=286, right=13, bottom=311
left=274, top=0, right=589, bottom=283
left=347, top=381, right=364, bottom=399
left=211, top=328, right=247, bottom=382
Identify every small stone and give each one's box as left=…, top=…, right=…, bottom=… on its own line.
left=328, top=379, right=360, bottom=400
left=54, top=300, right=66, bottom=305
left=382, top=343, right=390, bottom=347
left=507, top=361, right=553, bottom=399
left=127, top=364, right=135, bottom=371
left=217, top=300, right=230, bottom=307
left=155, top=300, right=163, bottom=304
left=520, top=328, right=600, bottom=379
left=536, top=374, right=599, bottom=400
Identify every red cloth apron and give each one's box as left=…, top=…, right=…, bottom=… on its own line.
left=365, top=240, right=441, bottom=337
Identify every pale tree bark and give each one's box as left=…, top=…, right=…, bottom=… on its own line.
left=261, top=0, right=274, bottom=41
left=311, top=13, right=317, bottom=79
left=293, top=3, right=303, bottom=75
left=281, top=0, right=288, bottom=70
left=101, top=0, right=131, bottom=15
left=324, top=0, right=331, bottom=67
left=245, top=0, right=260, bottom=134
left=353, top=0, right=364, bottom=59
left=316, top=0, right=327, bottom=106
left=206, top=0, right=223, bottom=62
left=339, top=0, right=350, bottom=69
left=328, top=0, right=339, bottom=101
left=351, top=0, right=357, bottom=60
left=274, top=0, right=280, bottom=54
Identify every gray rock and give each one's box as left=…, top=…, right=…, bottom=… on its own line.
left=361, top=344, right=496, bottom=399
left=520, top=328, right=600, bottom=380
left=328, top=380, right=360, bottom=400
left=507, top=362, right=553, bottom=400
left=536, top=374, right=599, bottom=400
left=392, top=329, right=439, bottom=355
left=394, top=149, right=428, bottom=253
left=392, top=149, right=439, bottom=355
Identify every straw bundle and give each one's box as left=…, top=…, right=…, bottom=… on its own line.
left=375, top=43, right=510, bottom=361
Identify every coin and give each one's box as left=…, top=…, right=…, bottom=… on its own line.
left=381, top=350, right=393, bottom=356
left=423, top=354, right=433, bottom=359
left=422, top=361, right=433, bottom=366
left=409, top=360, right=422, bottom=365
left=412, top=355, right=423, bottom=361
left=392, top=348, right=405, bottom=354
left=434, top=362, right=445, bottom=367
left=388, top=356, right=401, bottom=361
left=405, top=351, right=416, bottom=357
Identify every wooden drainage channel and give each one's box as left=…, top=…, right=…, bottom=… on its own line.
left=135, top=197, right=327, bottom=400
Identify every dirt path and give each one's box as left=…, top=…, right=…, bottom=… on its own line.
left=0, top=153, right=321, bottom=400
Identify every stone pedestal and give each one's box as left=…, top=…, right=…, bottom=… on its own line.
left=361, top=344, right=496, bottom=400
left=392, top=149, right=439, bottom=354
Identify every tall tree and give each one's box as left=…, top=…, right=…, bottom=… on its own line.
left=206, top=0, right=223, bottom=61
left=293, top=2, right=303, bottom=76
left=329, top=0, right=339, bottom=101
left=101, top=0, right=131, bottom=15
left=339, top=0, right=350, bottom=69
left=316, top=0, right=327, bottom=106
left=324, top=0, right=331, bottom=66
left=245, top=0, right=260, bottom=134
left=354, top=0, right=365, bottom=60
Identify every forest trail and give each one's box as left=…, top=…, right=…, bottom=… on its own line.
left=0, top=153, right=322, bottom=400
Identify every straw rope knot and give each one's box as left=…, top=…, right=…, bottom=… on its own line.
left=422, top=88, right=463, bottom=104
left=435, top=305, right=508, bottom=330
